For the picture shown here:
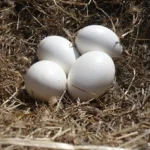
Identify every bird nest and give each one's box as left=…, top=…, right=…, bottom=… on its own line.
left=0, top=0, right=150, bottom=150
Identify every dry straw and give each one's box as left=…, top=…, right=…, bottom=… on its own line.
left=0, top=0, right=150, bottom=150
left=0, top=138, right=132, bottom=150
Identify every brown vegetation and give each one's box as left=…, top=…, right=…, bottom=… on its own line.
left=0, top=0, right=150, bottom=149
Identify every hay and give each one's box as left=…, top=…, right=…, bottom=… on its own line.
left=0, top=0, right=150, bottom=150
left=0, top=138, right=132, bottom=150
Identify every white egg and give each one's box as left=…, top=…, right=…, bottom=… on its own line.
left=75, top=25, right=123, bottom=57
left=25, top=60, right=66, bottom=102
left=37, top=36, right=79, bottom=75
left=68, top=51, right=115, bottom=101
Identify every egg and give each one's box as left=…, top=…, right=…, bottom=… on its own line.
left=37, top=36, right=79, bottom=75
left=68, top=51, right=115, bottom=101
left=75, top=25, right=123, bottom=57
left=25, top=60, right=66, bottom=102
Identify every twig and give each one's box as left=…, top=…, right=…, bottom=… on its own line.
left=25, top=7, right=46, bottom=29
left=111, top=125, right=139, bottom=136
left=93, top=0, right=116, bottom=32
left=55, top=90, right=66, bottom=112
left=0, top=138, right=132, bottom=150
left=132, top=26, right=139, bottom=51
left=1, top=88, right=18, bottom=107
left=57, top=0, right=86, bottom=6
left=53, top=0, right=80, bottom=22
left=131, top=38, right=150, bottom=41
left=121, top=30, right=134, bottom=38
left=51, top=128, right=71, bottom=140
left=115, top=132, right=138, bottom=140
left=120, top=129, right=150, bottom=148
left=140, top=94, right=150, bottom=109
left=122, top=68, right=136, bottom=97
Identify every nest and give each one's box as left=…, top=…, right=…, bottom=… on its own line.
left=0, top=0, right=150, bottom=149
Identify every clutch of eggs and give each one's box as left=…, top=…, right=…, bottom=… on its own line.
left=25, top=25, right=122, bottom=102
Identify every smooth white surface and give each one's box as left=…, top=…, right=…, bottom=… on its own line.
left=75, top=25, right=123, bottom=57
left=25, top=60, right=66, bottom=102
left=37, top=36, right=79, bottom=75
left=68, top=51, right=115, bottom=101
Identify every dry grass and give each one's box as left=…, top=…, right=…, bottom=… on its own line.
left=0, top=0, right=150, bottom=150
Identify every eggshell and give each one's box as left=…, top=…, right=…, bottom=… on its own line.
left=37, top=36, right=79, bottom=75
left=68, top=51, right=115, bottom=101
left=25, top=60, right=66, bottom=102
left=75, top=25, right=123, bottom=57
